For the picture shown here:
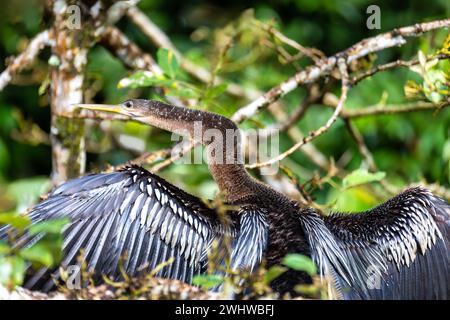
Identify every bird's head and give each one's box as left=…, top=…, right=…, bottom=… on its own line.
left=73, top=99, right=196, bottom=135
left=73, top=99, right=156, bottom=118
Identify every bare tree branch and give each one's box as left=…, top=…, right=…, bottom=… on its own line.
left=232, top=19, right=450, bottom=123
left=247, top=59, right=350, bottom=169
left=100, top=26, right=162, bottom=75
left=265, top=84, right=327, bottom=135
left=264, top=86, right=331, bottom=170
left=0, top=30, right=51, bottom=91
left=48, top=0, right=144, bottom=185
left=49, top=1, right=87, bottom=185
left=150, top=140, right=197, bottom=173
left=351, top=53, right=450, bottom=85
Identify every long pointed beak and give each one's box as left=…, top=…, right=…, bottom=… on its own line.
left=72, top=104, right=124, bottom=114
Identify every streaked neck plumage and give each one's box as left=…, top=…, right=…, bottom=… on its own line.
left=134, top=100, right=284, bottom=205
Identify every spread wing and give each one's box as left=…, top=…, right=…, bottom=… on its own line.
left=324, top=187, right=450, bottom=299
left=1, top=166, right=268, bottom=291
left=230, top=207, right=268, bottom=271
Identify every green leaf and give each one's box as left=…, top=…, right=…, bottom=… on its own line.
left=282, top=254, right=317, bottom=276
left=28, top=217, right=69, bottom=235
left=0, top=213, right=31, bottom=230
left=10, top=256, right=26, bottom=286
left=264, top=265, right=287, bottom=284
left=7, top=177, right=51, bottom=210
left=192, top=274, right=223, bottom=289
left=329, top=186, right=379, bottom=212
left=157, top=48, right=179, bottom=79
left=19, top=243, right=54, bottom=267
left=205, top=83, right=228, bottom=100
left=118, top=70, right=165, bottom=89
left=342, top=168, right=385, bottom=189
left=168, top=86, right=199, bottom=99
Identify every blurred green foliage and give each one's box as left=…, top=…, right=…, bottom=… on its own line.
left=0, top=213, right=67, bottom=289
left=192, top=273, right=224, bottom=289
left=0, top=0, right=449, bottom=218
left=282, top=253, right=316, bottom=276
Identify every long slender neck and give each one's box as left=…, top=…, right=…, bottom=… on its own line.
left=136, top=100, right=270, bottom=203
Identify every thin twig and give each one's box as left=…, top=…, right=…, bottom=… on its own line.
left=151, top=140, right=197, bottom=172
left=0, top=30, right=51, bottom=91
left=247, top=58, right=349, bottom=169
left=263, top=85, right=331, bottom=170
left=276, top=84, right=328, bottom=133
left=254, top=20, right=325, bottom=63
left=100, top=26, right=162, bottom=75
left=341, top=100, right=450, bottom=118
left=129, top=147, right=173, bottom=168
left=351, top=53, right=450, bottom=85
left=344, top=119, right=377, bottom=171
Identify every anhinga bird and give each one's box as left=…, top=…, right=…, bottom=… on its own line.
left=1, top=99, right=449, bottom=299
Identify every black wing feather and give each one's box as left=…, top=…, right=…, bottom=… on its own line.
left=324, top=187, right=450, bottom=299
left=0, top=166, right=269, bottom=291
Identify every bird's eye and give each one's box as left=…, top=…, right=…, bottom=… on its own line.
left=123, top=101, right=133, bottom=109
